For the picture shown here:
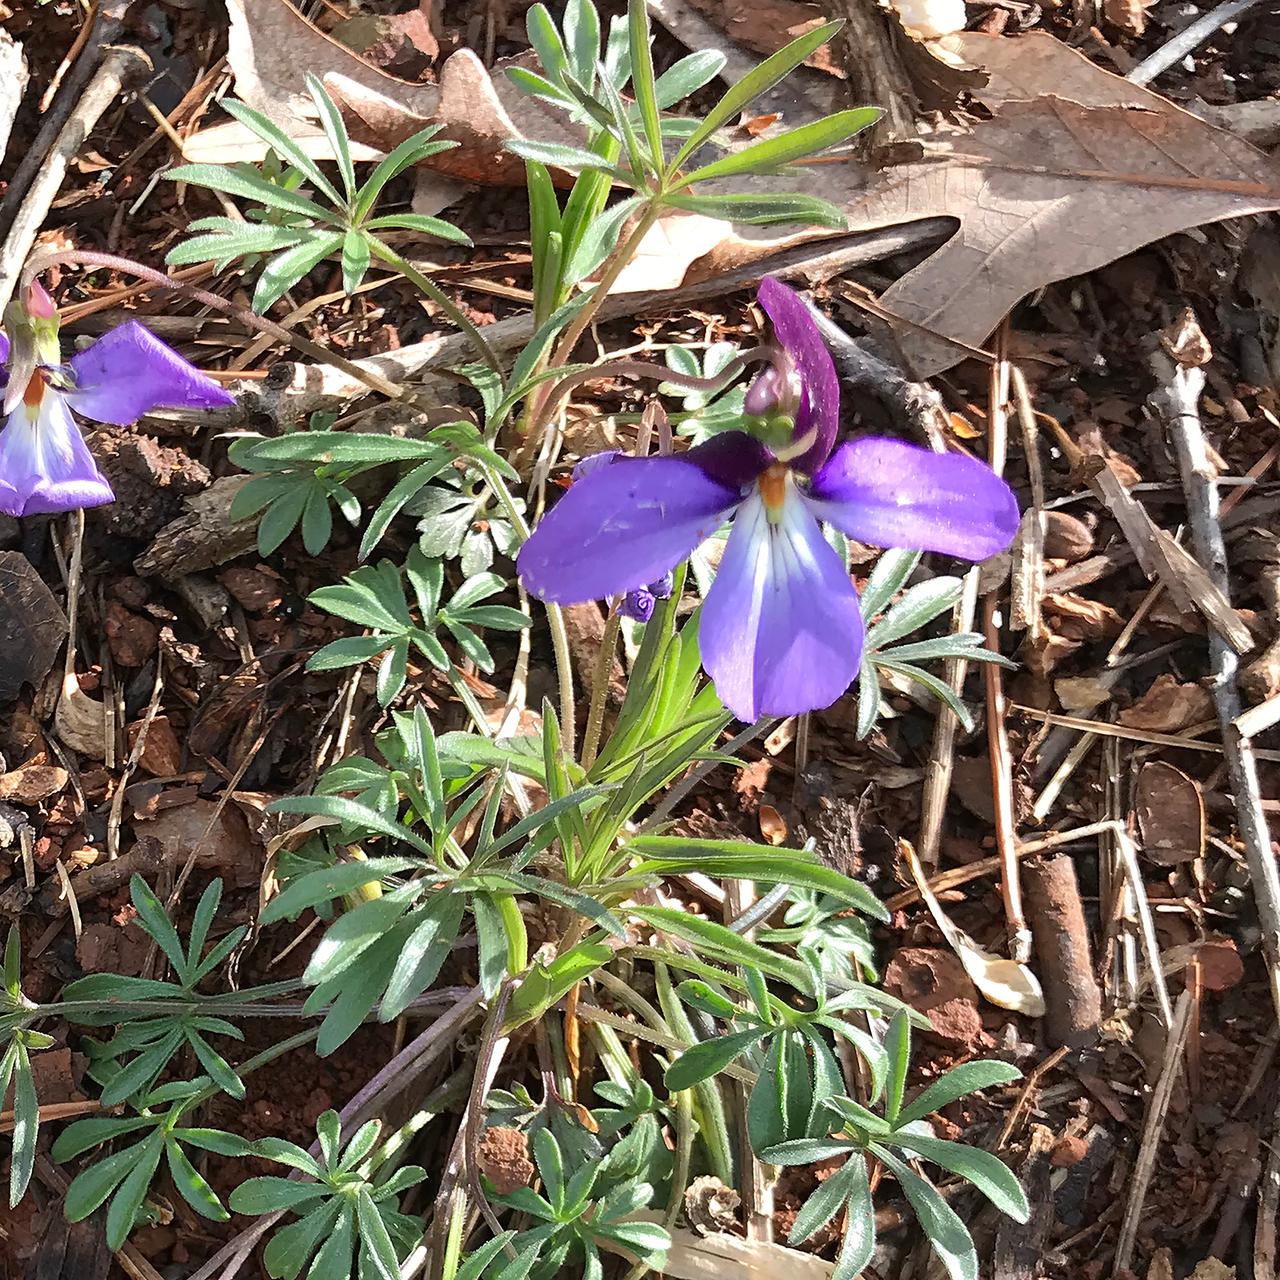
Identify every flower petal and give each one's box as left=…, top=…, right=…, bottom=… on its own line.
left=518, top=455, right=739, bottom=604
left=65, top=322, right=235, bottom=425
left=699, top=485, right=864, bottom=721
left=0, top=388, right=114, bottom=517
left=807, top=438, right=1020, bottom=561
left=757, top=277, right=839, bottom=474
left=0, top=328, right=9, bottom=368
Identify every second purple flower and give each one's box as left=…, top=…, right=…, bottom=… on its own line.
left=518, top=278, right=1020, bottom=722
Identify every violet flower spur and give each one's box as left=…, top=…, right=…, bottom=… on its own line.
left=518, top=278, right=1020, bottom=722
left=0, top=282, right=235, bottom=518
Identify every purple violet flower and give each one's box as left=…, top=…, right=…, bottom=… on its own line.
left=517, top=278, right=1021, bottom=721
left=0, top=282, right=235, bottom=518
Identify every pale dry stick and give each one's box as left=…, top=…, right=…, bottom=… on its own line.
left=1008, top=366, right=1045, bottom=638
left=1127, top=0, right=1267, bottom=85
left=1112, top=822, right=1174, bottom=1027
left=885, top=819, right=1129, bottom=912
left=1101, top=739, right=1142, bottom=1015
left=0, top=44, right=150, bottom=313
left=0, top=1097, right=108, bottom=1132
left=1112, top=990, right=1194, bottom=1276
left=1154, top=341, right=1280, bottom=1022
left=917, top=566, right=981, bottom=867
left=984, top=343, right=1031, bottom=963
left=1016, top=705, right=1280, bottom=762
left=52, top=859, right=82, bottom=940
left=1257, top=1094, right=1280, bottom=1280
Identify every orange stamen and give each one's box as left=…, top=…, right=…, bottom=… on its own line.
left=23, top=371, right=46, bottom=411
left=759, top=463, right=788, bottom=516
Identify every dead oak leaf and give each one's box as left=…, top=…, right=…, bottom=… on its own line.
left=858, top=93, right=1280, bottom=375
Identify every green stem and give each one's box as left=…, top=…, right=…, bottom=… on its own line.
left=474, top=456, right=576, bottom=748
left=446, top=667, right=494, bottom=738
left=517, top=200, right=666, bottom=468
left=581, top=610, right=621, bottom=771
left=371, top=242, right=502, bottom=375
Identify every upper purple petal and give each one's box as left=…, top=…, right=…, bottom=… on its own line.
left=0, top=392, right=114, bottom=518
left=806, top=438, right=1020, bottom=561
left=698, top=485, right=864, bottom=721
left=757, top=277, right=839, bottom=474
left=519, top=455, right=739, bottom=604
left=65, top=321, right=236, bottom=425
left=682, top=431, right=775, bottom=490
left=0, top=329, right=9, bottom=370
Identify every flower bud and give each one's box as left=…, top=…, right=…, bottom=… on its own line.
left=23, top=281, right=56, bottom=321
left=744, top=367, right=782, bottom=417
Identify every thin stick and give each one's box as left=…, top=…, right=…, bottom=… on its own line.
left=985, top=337, right=1031, bottom=962
left=1127, top=0, right=1267, bottom=86
left=1154, top=333, right=1280, bottom=1022
left=0, top=45, right=149, bottom=313
left=1113, top=990, right=1194, bottom=1275
left=582, top=610, right=622, bottom=770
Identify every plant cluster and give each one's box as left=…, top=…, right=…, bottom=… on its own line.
left=3, top=4, right=1031, bottom=1279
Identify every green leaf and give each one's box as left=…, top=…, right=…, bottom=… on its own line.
left=378, top=893, right=463, bottom=1020
left=9, top=1048, right=38, bottom=1206
left=375, top=635, right=409, bottom=705
left=308, top=635, right=393, bottom=672
left=627, top=0, right=663, bottom=172
left=787, top=1153, right=860, bottom=1245
left=301, top=484, right=335, bottom=555
left=405, top=545, right=444, bottom=619
left=533, top=1128, right=566, bottom=1213
left=872, top=1147, right=978, bottom=1280
left=186, top=1029, right=246, bottom=1100
left=526, top=2, right=569, bottom=84
left=564, top=196, right=643, bottom=285
left=106, top=1133, right=165, bottom=1249
left=356, top=1189, right=401, bottom=1280
left=341, top=230, right=371, bottom=297
left=307, top=73, right=356, bottom=201
left=890, top=1131, right=1030, bottom=1222
left=663, top=190, right=848, bottom=228
left=305, top=881, right=425, bottom=984
left=453, top=1233, right=519, bottom=1280
left=166, top=1139, right=230, bottom=1221
left=354, top=125, right=455, bottom=222
left=675, top=979, right=741, bottom=1021
left=365, top=213, right=471, bottom=246
left=654, top=50, right=726, bottom=108
left=264, top=1202, right=343, bottom=1279
left=504, top=139, right=633, bottom=182
left=130, top=875, right=188, bottom=980
left=257, top=482, right=312, bottom=556
left=663, top=1026, right=766, bottom=1090
left=884, top=1011, right=910, bottom=1124
left=168, top=163, right=336, bottom=221
left=682, top=110, right=879, bottom=184
left=251, top=1137, right=325, bottom=1178
left=472, top=892, right=510, bottom=1000
left=760, top=1137, right=859, bottom=1166
left=627, top=836, right=889, bottom=921
left=669, top=21, right=845, bottom=168
left=254, top=231, right=345, bottom=312
left=219, top=99, right=344, bottom=206
left=167, top=222, right=311, bottom=268
left=832, top=1153, right=875, bottom=1280
left=64, top=1141, right=147, bottom=1223
left=308, top=1203, right=355, bottom=1280
left=896, top=1060, right=1021, bottom=1130
left=259, top=857, right=421, bottom=925
left=229, top=1177, right=329, bottom=1215
left=866, top=578, right=966, bottom=652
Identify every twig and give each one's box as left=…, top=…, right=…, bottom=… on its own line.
left=1113, top=990, right=1194, bottom=1276
left=1257, top=1093, right=1280, bottom=1280
left=985, top=338, right=1031, bottom=963
left=1153, top=326, right=1280, bottom=1023
left=1127, top=0, right=1268, bottom=86
left=0, top=44, right=150, bottom=314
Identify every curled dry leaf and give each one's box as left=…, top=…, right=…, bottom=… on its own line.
left=56, top=673, right=109, bottom=760
left=1119, top=673, right=1214, bottom=734
left=1134, top=760, right=1205, bottom=865
left=758, top=804, right=787, bottom=846
left=902, top=838, right=1046, bottom=1017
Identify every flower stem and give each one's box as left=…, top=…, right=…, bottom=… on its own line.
left=582, top=608, right=621, bottom=771
left=516, top=201, right=665, bottom=470
left=22, top=249, right=415, bottom=405
left=474, top=456, right=576, bottom=748
left=368, top=241, right=502, bottom=376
